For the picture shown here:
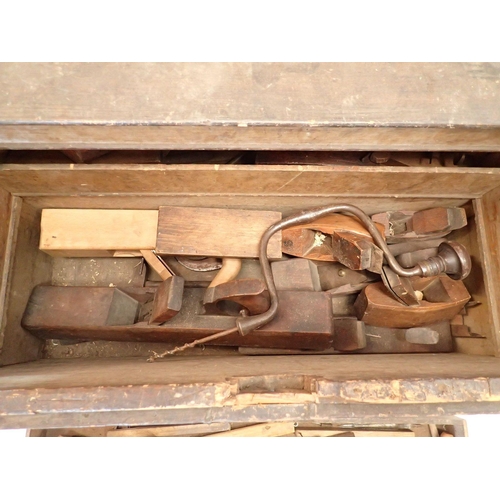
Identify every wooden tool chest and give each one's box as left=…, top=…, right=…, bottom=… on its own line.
left=1, top=63, right=500, bottom=431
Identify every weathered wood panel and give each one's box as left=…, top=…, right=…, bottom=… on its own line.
left=1, top=165, right=499, bottom=198
left=0, top=187, right=17, bottom=351
left=474, top=185, right=500, bottom=356
left=0, top=202, right=52, bottom=366
left=1, top=63, right=500, bottom=150
left=156, top=206, right=282, bottom=258
left=0, top=63, right=499, bottom=125
left=2, top=124, right=500, bottom=151
left=21, top=195, right=469, bottom=216
left=2, top=355, right=500, bottom=429
left=3, top=354, right=500, bottom=391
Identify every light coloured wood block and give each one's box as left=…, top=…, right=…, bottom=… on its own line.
left=107, top=423, right=230, bottom=437
left=156, top=206, right=282, bottom=259
left=40, top=209, right=158, bottom=256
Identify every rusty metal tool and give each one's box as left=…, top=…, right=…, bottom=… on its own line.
left=176, top=256, right=222, bottom=272
left=159, top=204, right=472, bottom=357
left=381, top=266, right=421, bottom=306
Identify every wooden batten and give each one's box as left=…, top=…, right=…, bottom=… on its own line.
left=156, top=206, right=282, bottom=259
left=39, top=209, right=158, bottom=257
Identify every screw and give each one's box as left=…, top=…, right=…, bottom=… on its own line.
left=338, top=269, right=346, bottom=277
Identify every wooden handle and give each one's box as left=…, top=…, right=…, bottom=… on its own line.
left=208, top=258, right=242, bottom=288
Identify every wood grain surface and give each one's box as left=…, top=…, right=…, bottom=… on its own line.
left=39, top=209, right=158, bottom=256
left=156, top=206, right=282, bottom=258
left=1, top=63, right=500, bottom=150
left=0, top=63, right=499, bottom=126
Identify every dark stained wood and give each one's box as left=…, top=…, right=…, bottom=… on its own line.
left=1, top=165, right=500, bottom=199
left=203, top=279, right=270, bottom=316
left=1, top=63, right=500, bottom=151
left=354, top=277, right=471, bottom=328
left=331, top=232, right=383, bottom=273
left=240, top=322, right=453, bottom=355
left=281, top=214, right=386, bottom=266
left=411, top=207, right=467, bottom=235
left=149, top=276, right=184, bottom=324
left=271, top=259, right=321, bottom=291
left=22, top=288, right=334, bottom=350
left=156, top=206, right=282, bottom=259
left=332, top=318, right=366, bottom=351
left=22, top=286, right=140, bottom=329
left=317, top=263, right=377, bottom=291
left=3, top=353, right=500, bottom=390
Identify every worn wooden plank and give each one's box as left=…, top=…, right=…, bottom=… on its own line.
left=2, top=402, right=489, bottom=431
left=20, top=196, right=470, bottom=218
left=39, top=209, right=158, bottom=256
left=107, top=422, right=230, bottom=437
left=0, top=63, right=497, bottom=126
left=3, top=354, right=500, bottom=391
left=1, top=165, right=500, bottom=199
left=295, top=428, right=415, bottom=437
left=474, top=186, right=500, bottom=356
left=156, top=206, right=282, bottom=259
left=0, top=188, right=19, bottom=351
left=22, top=288, right=334, bottom=350
left=2, top=124, right=500, bottom=151
left=22, top=286, right=140, bottom=330
left=0, top=201, right=51, bottom=366
left=205, top=422, right=295, bottom=437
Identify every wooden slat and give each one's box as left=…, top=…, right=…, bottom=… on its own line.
left=0, top=202, right=51, bottom=366
left=39, top=209, right=158, bottom=256
left=3, top=354, right=500, bottom=392
left=205, top=422, right=295, bottom=437
left=3, top=124, right=500, bottom=151
left=2, top=165, right=500, bottom=199
left=475, top=185, right=500, bottom=356
left=21, top=195, right=470, bottom=216
left=0, top=188, right=18, bottom=351
left=295, top=428, right=415, bottom=437
left=156, top=206, right=282, bottom=259
left=107, top=422, right=230, bottom=437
